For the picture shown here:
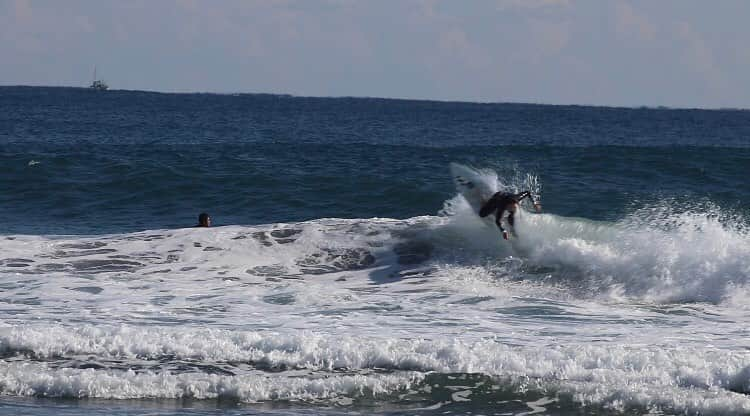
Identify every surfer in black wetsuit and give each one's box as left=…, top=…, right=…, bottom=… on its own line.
left=479, top=191, right=541, bottom=240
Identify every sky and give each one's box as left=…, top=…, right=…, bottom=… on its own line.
left=2, top=0, right=749, bottom=108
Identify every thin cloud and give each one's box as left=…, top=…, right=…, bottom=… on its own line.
left=495, top=0, right=570, bottom=10
left=615, top=2, right=656, bottom=42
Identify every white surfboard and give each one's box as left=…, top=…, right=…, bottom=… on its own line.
left=449, top=163, right=496, bottom=218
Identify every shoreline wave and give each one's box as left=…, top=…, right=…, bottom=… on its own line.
left=1, top=323, right=750, bottom=414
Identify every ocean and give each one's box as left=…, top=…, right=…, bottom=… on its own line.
left=1, top=86, right=749, bottom=415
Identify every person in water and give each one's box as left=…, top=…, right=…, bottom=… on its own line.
left=479, top=191, right=541, bottom=240
left=196, top=213, right=211, bottom=227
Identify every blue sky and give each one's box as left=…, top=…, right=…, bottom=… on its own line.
left=2, top=0, right=749, bottom=108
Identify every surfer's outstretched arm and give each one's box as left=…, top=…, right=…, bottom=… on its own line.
left=515, top=191, right=542, bottom=212
left=494, top=208, right=511, bottom=240
left=494, top=208, right=505, bottom=232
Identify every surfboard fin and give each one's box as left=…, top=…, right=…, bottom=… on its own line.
left=454, top=176, right=475, bottom=189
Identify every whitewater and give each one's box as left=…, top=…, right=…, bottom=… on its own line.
left=2, top=164, right=749, bottom=415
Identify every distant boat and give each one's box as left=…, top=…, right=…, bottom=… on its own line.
left=89, top=66, right=108, bottom=91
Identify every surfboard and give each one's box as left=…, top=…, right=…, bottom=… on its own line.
left=449, top=163, right=496, bottom=217
left=450, top=163, right=522, bottom=239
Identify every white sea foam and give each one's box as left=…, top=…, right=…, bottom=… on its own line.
left=1, top=324, right=750, bottom=413
left=512, top=207, right=750, bottom=303
left=0, top=360, right=422, bottom=403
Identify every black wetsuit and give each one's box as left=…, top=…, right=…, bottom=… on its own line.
left=479, top=191, right=535, bottom=232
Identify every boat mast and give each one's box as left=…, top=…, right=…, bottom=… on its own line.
left=89, top=64, right=108, bottom=90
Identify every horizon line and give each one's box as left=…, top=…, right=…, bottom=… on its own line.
left=2, top=84, right=748, bottom=112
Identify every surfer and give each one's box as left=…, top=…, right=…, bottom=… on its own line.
left=479, top=191, right=541, bottom=240
left=196, top=213, right=211, bottom=227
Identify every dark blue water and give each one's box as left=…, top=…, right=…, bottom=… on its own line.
left=2, top=86, right=748, bottom=235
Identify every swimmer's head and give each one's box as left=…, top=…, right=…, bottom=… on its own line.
left=197, top=213, right=211, bottom=227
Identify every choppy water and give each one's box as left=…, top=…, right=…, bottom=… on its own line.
left=1, top=86, right=750, bottom=415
